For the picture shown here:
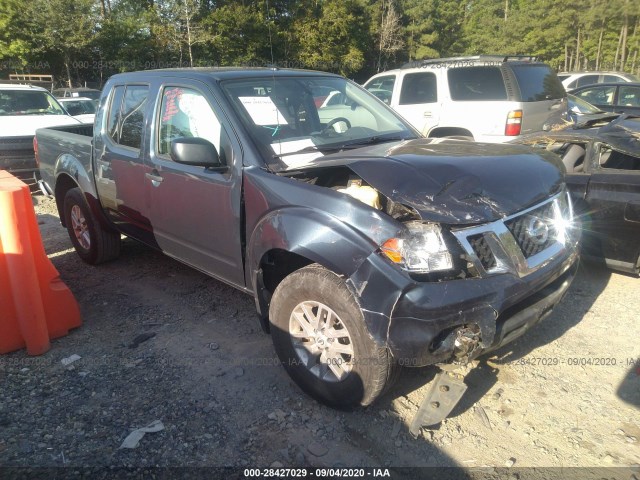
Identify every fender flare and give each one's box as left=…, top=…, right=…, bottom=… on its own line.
left=246, top=206, right=379, bottom=290
left=54, top=154, right=114, bottom=231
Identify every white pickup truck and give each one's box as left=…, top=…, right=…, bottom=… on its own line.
left=0, top=83, right=80, bottom=183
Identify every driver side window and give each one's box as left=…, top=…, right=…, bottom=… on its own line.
left=158, top=86, right=222, bottom=158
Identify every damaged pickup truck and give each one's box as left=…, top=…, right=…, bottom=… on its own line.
left=36, top=68, right=579, bottom=429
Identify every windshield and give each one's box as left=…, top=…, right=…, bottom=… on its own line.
left=0, top=90, right=67, bottom=116
left=220, top=75, right=416, bottom=170
left=60, top=99, right=97, bottom=115
left=568, top=93, right=602, bottom=114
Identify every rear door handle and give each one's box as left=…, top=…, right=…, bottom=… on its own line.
left=423, top=111, right=432, bottom=118
left=145, top=170, right=163, bottom=185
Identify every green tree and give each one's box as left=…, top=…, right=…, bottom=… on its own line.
left=0, top=0, right=37, bottom=70
left=293, top=0, right=370, bottom=76
left=26, top=0, right=97, bottom=87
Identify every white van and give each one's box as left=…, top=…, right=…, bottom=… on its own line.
left=364, top=56, right=567, bottom=143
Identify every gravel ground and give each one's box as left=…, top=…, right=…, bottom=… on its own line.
left=0, top=195, right=639, bottom=477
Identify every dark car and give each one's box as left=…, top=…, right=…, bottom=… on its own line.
left=569, top=83, right=640, bottom=115
left=513, top=115, right=640, bottom=275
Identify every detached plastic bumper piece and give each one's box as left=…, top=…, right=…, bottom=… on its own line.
left=410, top=371, right=468, bottom=436
left=0, top=170, right=81, bottom=355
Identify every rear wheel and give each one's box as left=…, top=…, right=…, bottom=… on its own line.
left=63, top=187, right=120, bottom=264
left=269, top=264, right=397, bottom=407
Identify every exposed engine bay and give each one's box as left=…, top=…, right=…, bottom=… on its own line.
left=283, top=165, right=421, bottom=222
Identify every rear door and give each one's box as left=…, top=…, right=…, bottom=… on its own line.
left=145, top=78, right=245, bottom=287
left=392, top=71, right=440, bottom=135
left=94, top=83, right=152, bottom=241
left=585, top=144, right=640, bottom=272
left=443, top=65, right=511, bottom=139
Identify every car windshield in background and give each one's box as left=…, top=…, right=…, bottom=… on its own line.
left=60, top=99, right=97, bottom=115
left=0, top=90, right=67, bottom=116
left=568, top=93, right=603, bottom=114
left=510, top=64, right=566, bottom=101
left=221, top=76, right=416, bottom=171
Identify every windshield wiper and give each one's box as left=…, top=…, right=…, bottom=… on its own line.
left=272, top=135, right=411, bottom=159
left=272, top=145, right=339, bottom=159
left=338, top=135, right=410, bottom=149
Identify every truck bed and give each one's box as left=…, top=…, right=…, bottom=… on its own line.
left=36, top=124, right=94, bottom=193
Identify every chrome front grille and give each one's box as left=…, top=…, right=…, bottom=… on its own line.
left=504, top=201, right=556, bottom=258
left=468, top=234, right=497, bottom=270
left=453, top=191, right=576, bottom=278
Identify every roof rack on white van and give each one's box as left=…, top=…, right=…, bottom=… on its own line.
left=401, top=55, right=538, bottom=69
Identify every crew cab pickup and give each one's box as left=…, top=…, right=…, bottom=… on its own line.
left=36, top=68, right=579, bottom=421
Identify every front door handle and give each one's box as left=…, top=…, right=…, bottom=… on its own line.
left=423, top=111, right=432, bottom=118
left=145, top=170, right=163, bottom=185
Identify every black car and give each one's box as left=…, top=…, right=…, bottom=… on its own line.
left=569, top=82, right=640, bottom=115
left=514, top=115, right=640, bottom=275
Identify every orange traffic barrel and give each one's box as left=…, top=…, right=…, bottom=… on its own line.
left=0, top=171, right=81, bottom=355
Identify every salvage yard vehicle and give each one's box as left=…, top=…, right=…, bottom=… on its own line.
left=363, top=55, right=567, bottom=142
left=513, top=114, right=640, bottom=276
left=0, top=84, right=80, bottom=183
left=57, top=97, right=97, bottom=124
left=569, top=82, right=640, bottom=116
left=36, top=68, right=579, bottom=430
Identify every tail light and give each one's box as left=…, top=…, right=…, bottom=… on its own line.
left=33, top=136, right=39, bottom=168
left=505, top=110, right=522, bottom=136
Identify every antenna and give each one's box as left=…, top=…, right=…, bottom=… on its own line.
left=266, top=0, right=275, bottom=66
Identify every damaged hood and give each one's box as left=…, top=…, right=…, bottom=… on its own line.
left=298, top=138, right=564, bottom=225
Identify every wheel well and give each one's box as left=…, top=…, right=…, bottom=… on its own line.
left=255, top=249, right=314, bottom=332
left=428, top=127, right=474, bottom=139
left=54, top=174, right=79, bottom=227
left=260, top=249, right=313, bottom=295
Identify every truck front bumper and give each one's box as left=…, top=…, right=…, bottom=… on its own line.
left=349, top=248, right=579, bottom=367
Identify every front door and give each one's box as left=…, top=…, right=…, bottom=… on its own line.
left=146, top=80, right=245, bottom=288
left=586, top=145, right=640, bottom=271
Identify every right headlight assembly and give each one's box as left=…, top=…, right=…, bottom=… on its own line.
left=380, top=221, right=454, bottom=273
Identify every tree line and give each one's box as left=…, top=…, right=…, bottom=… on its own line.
left=1, top=0, right=639, bottom=87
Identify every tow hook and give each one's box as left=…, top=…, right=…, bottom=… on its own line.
left=409, top=362, right=477, bottom=437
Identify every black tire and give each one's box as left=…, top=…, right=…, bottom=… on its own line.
left=63, top=187, right=121, bottom=264
left=269, top=264, right=396, bottom=407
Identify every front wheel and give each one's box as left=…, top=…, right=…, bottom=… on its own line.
left=63, top=187, right=121, bottom=264
left=269, top=264, right=397, bottom=407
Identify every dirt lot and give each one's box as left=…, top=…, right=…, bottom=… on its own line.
left=1, top=195, right=639, bottom=477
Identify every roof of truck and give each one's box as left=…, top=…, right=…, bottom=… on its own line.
left=108, top=67, right=343, bottom=82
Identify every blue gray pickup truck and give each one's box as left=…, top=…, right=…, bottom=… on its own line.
left=35, top=68, right=579, bottom=428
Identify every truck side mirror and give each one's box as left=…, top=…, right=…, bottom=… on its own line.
left=170, top=137, right=226, bottom=170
